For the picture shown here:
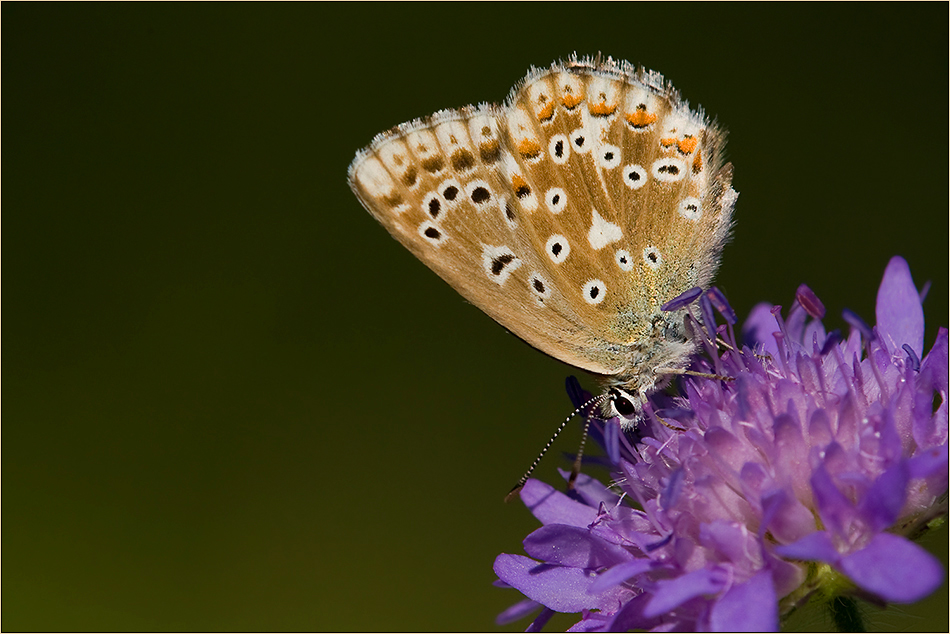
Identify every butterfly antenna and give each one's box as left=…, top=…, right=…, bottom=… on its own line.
left=566, top=411, right=593, bottom=490
left=505, top=393, right=610, bottom=503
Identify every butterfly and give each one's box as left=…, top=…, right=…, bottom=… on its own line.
left=347, top=54, right=736, bottom=437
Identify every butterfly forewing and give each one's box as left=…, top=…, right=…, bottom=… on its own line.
left=348, top=56, right=735, bottom=381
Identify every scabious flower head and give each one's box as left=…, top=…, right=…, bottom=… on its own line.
left=494, top=257, right=947, bottom=631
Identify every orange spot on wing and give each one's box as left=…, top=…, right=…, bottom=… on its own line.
left=537, top=101, right=555, bottom=121
left=625, top=106, right=657, bottom=129
left=660, top=137, right=677, bottom=149
left=561, top=93, right=583, bottom=109
left=479, top=141, right=500, bottom=163
left=692, top=149, right=703, bottom=174
left=677, top=136, right=698, bottom=155
left=511, top=174, right=530, bottom=198
left=518, top=139, right=542, bottom=159
left=589, top=100, right=617, bottom=116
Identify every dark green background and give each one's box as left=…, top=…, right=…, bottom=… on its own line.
left=6, top=4, right=947, bottom=631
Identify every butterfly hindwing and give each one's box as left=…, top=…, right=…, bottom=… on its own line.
left=348, top=56, right=736, bottom=378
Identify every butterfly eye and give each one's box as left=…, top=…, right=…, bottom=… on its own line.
left=608, top=388, right=638, bottom=419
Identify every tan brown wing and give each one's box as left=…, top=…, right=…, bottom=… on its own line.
left=347, top=56, right=736, bottom=377
left=499, top=59, right=735, bottom=359
left=348, top=105, right=616, bottom=374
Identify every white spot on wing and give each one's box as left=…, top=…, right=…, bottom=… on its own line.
left=377, top=140, right=419, bottom=190
left=583, top=279, right=606, bottom=305
left=482, top=244, right=522, bottom=285
left=434, top=120, right=472, bottom=153
left=615, top=249, right=633, bottom=271
left=405, top=128, right=443, bottom=174
left=545, top=234, right=570, bottom=263
left=569, top=128, right=592, bottom=153
left=643, top=245, right=662, bottom=269
left=500, top=195, right=517, bottom=229
left=467, top=111, right=498, bottom=146
left=597, top=144, right=621, bottom=169
left=418, top=221, right=445, bottom=246
left=622, top=164, right=647, bottom=189
left=588, top=208, right=622, bottom=250
left=545, top=188, right=567, bottom=214
left=548, top=134, right=570, bottom=164
left=528, top=272, right=551, bottom=306
left=527, top=79, right=556, bottom=122
left=652, top=157, right=687, bottom=183
left=438, top=178, right=463, bottom=207
left=678, top=197, right=702, bottom=221
left=507, top=106, right=543, bottom=163
left=354, top=156, right=395, bottom=197
left=465, top=179, right=494, bottom=208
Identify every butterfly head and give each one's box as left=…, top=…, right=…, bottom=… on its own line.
left=604, top=386, right=640, bottom=421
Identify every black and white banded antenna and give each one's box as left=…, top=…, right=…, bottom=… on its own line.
left=504, top=391, right=612, bottom=503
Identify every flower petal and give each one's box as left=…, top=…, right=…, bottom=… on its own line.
left=915, top=329, right=949, bottom=447
left=774, top=531, right=839, bottom=564
left=604, top=593, right=664, bottom=632
left=810, top=464, right=854, bottom=536
left=588, top=559, right=656, bottom=594
left=520, top=479, right=598, bottom=528
left=876, top=256, right=924, bottom=357
left=707, top=286, right=738, bottom=324
left=659, top=467, right=685, bottom=510
left=526, top=607, right=555, bottom=632
left=743, top=303, right=780, bottom=357
left=760, top=488, right=818, bottom=545
left=795, top=284, right=826, bottom=320
left=699, top=521, right=755, bottom=565
left=568, top=610, right=613, bottom=632
left=662, top=286, right=702, bottom=312
left=493, top=554, right=626, bottom=613
left=643, top=566, right=730, bottom=617
left=604, top=418, right=621, bottom=464
left=495, top=268, right=946, bottom=629
left=708, top=570, right=778, bottom=632
left=857, top=464, right=908, bottom=532
left=557, top=468, right=621, bottom=510
left=839, top=532, right=944, bottom=603
left=920, top=328, right=948, bottom=392
left=907, top=444, right=948, bottom=480
left=495, top=597, right=541, bottom=625
left=523, top=524, right=634, bottom=569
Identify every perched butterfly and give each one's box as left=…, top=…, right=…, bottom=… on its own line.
left=348, top=54, right=736, bottom=464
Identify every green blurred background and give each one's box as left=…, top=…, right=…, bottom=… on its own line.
left=5, top=4, right=947, bottom=631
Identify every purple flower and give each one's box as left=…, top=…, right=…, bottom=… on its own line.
left=494, top=257, right=947, bottom=631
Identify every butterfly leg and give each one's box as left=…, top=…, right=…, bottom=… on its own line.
left=653, top=366, right=735, bottom=382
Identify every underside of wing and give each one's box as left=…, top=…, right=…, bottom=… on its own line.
left=348, top=55, right=736, bottom=377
